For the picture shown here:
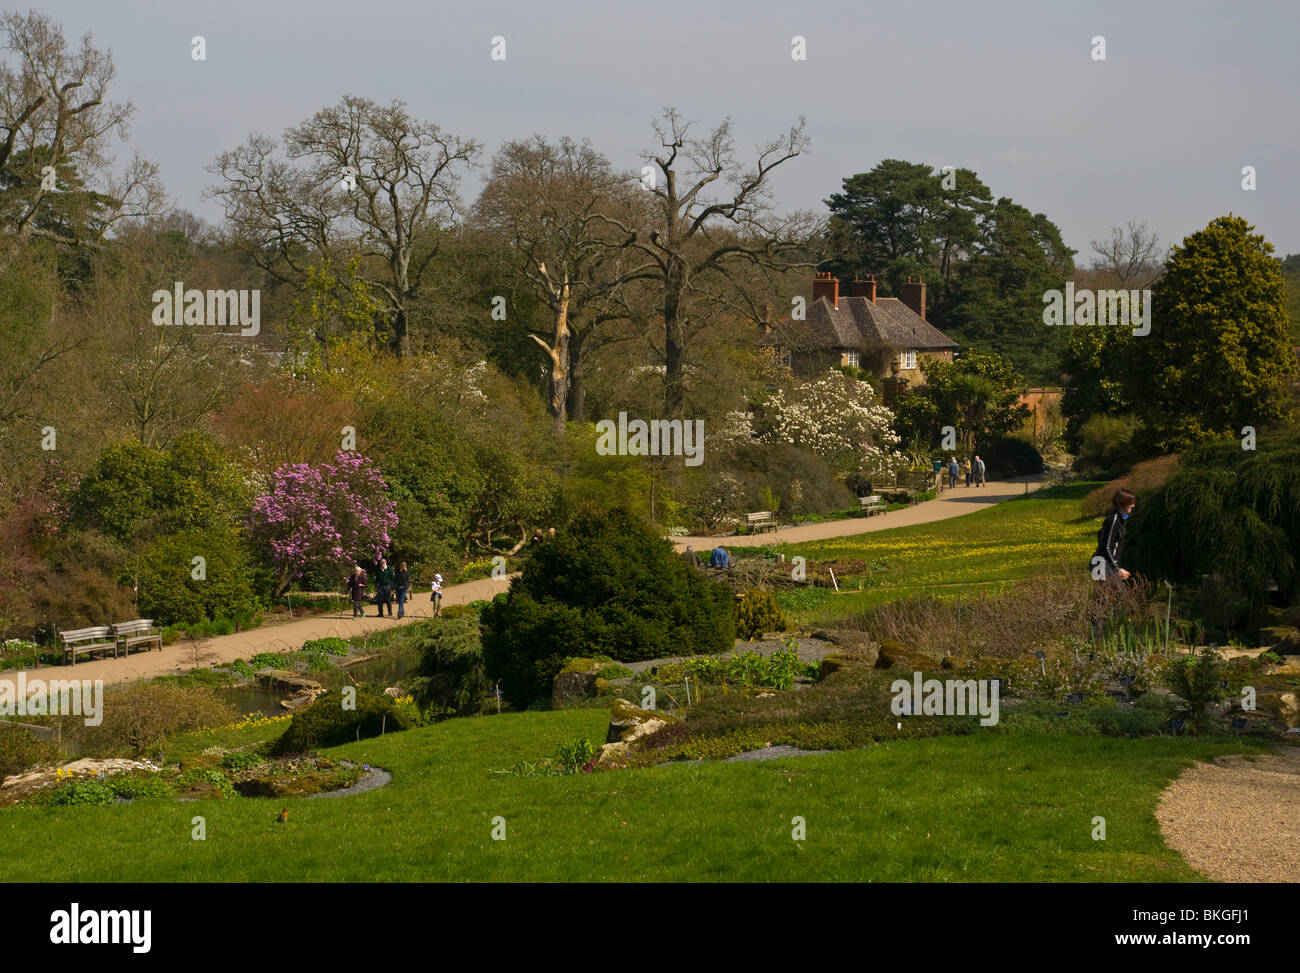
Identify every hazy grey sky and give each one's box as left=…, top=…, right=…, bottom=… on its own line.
left=35, top=0, right=1300, bottom=259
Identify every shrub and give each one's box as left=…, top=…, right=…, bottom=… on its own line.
left=734, top=590, right=789, bottom=641
left=107, top=773, right=173, bottom=800
left=69, top=683, right=238, bottom=757
left=0, top=726, right=60, bottom=784
left=407, top=615, right=485, bottom=719
left=47, top=779, right=115, bottom=806
left=272, top=691, right=411, bottom=754
left=1076, top=414, right=1143, bottom=474
left=301, top=637, right=350, bottom=656
left=979, top=436, right=1043, bottom=477
left=1162, top=647, right=1227, bottom=731
left=1126, top=428, right=1300, bottom=621
left=481, top=506, right=734, bottom=707
left=130, top=526, right=263, bottom=627
left=219, top=750, right=265, bottom=771
left=175, top=767, right=237, bottom=798
left=1080, top=455, right=1181, bottom=519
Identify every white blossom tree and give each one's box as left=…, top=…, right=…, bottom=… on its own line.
left=755, top=372, right=902, bottom=479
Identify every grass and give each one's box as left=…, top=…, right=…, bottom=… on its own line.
left=772, top=483, right=1101, bottom=621
left=0, top=707, right=1264, bottom=882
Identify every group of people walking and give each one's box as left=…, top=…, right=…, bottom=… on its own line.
left=947, top=455, right=986, bottom=489
left=345, top=560, right=443, bottom=619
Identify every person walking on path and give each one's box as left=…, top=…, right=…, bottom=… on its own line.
left=394, top=561, right=410, bottom=619
left=345, top=565, right=367, bottom=618
left=948, top=457, right=960, bottom=490
left=1092, top=489, right=1135, bottom=584
left=973, top=455, right=986, bottom=487
left=374, top=558, right=395, bottom=617
left=430, top=573, right=443, bottom=617
left=962, top=457, right=972, bottom=487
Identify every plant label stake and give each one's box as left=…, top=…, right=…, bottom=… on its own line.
left=684, top=677, right=691, bottom=706
left=1163, top=581, right=1173, bottom=654
left=829, top=567, right=839, bottom=592
left=1034, top=650, right=1046, bottom=677
left=495, top=683, right=501, bottom=715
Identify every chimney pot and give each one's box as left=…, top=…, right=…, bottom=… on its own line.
left=812, top=272, right=840, bottom=309
left=899, top=277, right=927, bottom=320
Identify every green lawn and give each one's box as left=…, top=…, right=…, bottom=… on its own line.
left=0, top=708, right=1259, bottom=882
left=769, top=483, right=1101, bottom=620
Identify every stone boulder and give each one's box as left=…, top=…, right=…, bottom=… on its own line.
left=552, top=658, right=602, bottom=708
left=0, top=757, right=159, bottom=804
left=1259, top=626, right=1300, bottom=655
left=816, top=630, right=880, bottom=669
left=598, top=698, right=679, bottom=762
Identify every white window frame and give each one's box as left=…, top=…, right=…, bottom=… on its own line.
left=844, top=349, right=860, bottom=367
left=898, top=349, right=917, bottom=370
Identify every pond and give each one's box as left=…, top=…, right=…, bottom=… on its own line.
left=223, top=685, right=290, bottom=719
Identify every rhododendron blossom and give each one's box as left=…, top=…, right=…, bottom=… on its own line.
left=249, top=450, right=397, bottom=595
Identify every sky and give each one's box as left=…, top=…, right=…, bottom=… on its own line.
left=32, top=0, right=1300, bottom=261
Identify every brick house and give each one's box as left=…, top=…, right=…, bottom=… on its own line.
left=760, top=272, right=958, bottom=401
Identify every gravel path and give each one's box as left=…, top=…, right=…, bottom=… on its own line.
left=722, top=745, right=832, bottom=762
left=1156, top=749, right=1300, bottom=882
left=308, top=763, right=391, bottom=799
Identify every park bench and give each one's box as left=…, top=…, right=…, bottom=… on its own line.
left=59, top=626, right=117, bottom=666
left=112, top=619, right=161, bottom=657
left=746, top=511, right=777, bottom=533
left=859, top=494, right=887, bottom=517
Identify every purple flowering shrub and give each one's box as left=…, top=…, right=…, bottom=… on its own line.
left=250, top=450, right=398, bottom=595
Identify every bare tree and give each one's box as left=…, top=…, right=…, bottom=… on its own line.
left=208, top=96, right=479, bottom=357
left=605, top=109, right=820, bottom=418
left=0, top=11, right=164, bottom=267
left=1089, top=219, right=1166, bottom=287
left=475, top=136, right=653, bottom=431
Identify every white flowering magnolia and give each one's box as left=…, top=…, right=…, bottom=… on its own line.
left=758, top=373, right=903, bottom=477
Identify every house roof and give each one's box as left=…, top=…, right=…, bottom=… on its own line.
left=763, top=295, right=958, bottom=352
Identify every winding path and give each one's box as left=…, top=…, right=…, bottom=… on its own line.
left=1156, top=750, right=1300, bottom=882
left=2, top=476, right=1044, bottom=689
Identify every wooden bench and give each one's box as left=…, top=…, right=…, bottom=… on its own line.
left=60, top=626, right=117, bottom=665
left=112, top=619, right=161, bottom=657
left=859, top=495, right=887, bottom=516
left=746, top=511, right=777, bottom=533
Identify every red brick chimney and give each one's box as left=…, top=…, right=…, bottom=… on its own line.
left=899, top=276, right=926, bottom=320
left=843, top=275, right=877, bottom=303
left=813, top=271, right=839, bottom=308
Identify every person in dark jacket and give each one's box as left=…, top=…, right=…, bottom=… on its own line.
left=345, top=566, right=367, bottom=618
left=374, top=558, right=395, bottom=617
left=1092, top=489, right=1135, bottom=582
left=394, top=561, right=410, bottom=619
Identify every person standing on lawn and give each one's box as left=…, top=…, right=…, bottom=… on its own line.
left=375, top=558, right=395, bottom=617
left=394, top=561, right=410, bottom=619
left=345, top=565, right=367, bottom=618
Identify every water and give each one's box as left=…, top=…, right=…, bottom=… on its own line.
left=223, top=686, right=289, bottom=718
